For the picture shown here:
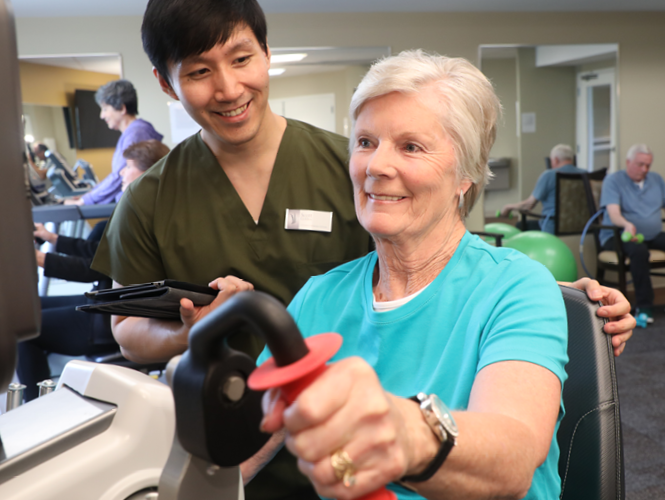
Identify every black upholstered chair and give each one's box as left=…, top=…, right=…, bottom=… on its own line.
left=557, top=285, right=624, bottom=500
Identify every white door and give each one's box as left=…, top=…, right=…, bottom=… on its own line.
left=576, top=68, right=617, bottom=172
left=269, top=93, right=336, bottom=133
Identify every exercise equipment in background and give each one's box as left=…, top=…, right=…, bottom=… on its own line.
left=504, top=231, right=578, bottom=282
left=482, top=222, right=521, bottom=245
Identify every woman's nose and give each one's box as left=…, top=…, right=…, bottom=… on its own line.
left=366, top=145, right=396, bottom=178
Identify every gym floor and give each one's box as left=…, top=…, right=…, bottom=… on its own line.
left=616, top=307, right=665, bottom=499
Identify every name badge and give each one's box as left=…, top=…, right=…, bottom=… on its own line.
left=285, top=209, right=333, bottom=233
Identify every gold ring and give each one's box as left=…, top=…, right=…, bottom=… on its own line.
left=330, top=449, right=356, bottom=487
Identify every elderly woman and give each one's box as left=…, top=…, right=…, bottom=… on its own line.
left=65, top=79, right=163, bottom=206
left=243, top=50, right=633, bottom=500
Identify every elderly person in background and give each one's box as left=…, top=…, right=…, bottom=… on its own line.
left=248, top=51, right=632, bottom=500
left=65, top=79, right=163, bottom=206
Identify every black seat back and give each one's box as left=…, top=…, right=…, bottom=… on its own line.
left=557, top=285, right=624, bottom=500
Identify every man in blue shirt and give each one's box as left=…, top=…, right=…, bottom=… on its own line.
left=600, top=143, right=665, bottom=323
left=501, top=144, right=587, bottom=233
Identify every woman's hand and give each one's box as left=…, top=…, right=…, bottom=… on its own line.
left=261, top=357, right=419, bottom=500
left=563, top=278, right=635, bottom=356
left=179, top=276, right=254, bottom=330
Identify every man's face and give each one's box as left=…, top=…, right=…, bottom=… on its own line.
left=157, top=25, right=271, bottom=151
left=625, top=152, right=653, bottom=183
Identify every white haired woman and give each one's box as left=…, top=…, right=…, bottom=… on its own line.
left=251, top=50, right=634, bottom=500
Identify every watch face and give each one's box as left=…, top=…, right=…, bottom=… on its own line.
left=430, top=395, right=459, bottom=437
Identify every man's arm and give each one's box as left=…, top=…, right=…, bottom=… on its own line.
left=111, top=276, right=255, bottom=362
left=500, top=194, right=538, bottom=217
left=605, top=204, right=637, bottom=236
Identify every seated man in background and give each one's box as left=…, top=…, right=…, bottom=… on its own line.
left=18, top=140, right=170, bottom=401
left=501, top=144, right=587, bottom=233
left=600, top=143, right=664, bottom=324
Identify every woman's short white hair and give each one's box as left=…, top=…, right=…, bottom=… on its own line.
left=626, top=143, right=653, bottom=161
left=349, top=49, right=501, bottom=217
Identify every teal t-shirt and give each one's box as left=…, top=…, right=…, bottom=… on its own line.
left=259, top=232, right=569, bottom=500
left=532, top=164, right=588, bottom=234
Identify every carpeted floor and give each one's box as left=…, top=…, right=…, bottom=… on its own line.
left=615, top=308, right=665, bottom=499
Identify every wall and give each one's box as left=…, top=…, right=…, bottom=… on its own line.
left=483, top=57, right=519, bottom=216
left=15, top=12, right=665, bottom=231
left=19, top=61, right=119, bottom=179
left=269, top=66, right=369, bottom=136
left=516, top=47, right=577, bottom=200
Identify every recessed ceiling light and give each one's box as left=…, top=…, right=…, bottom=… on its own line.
left=270, top=53, right=307, bottom=64
left=269, top=68, right=286, bottom=76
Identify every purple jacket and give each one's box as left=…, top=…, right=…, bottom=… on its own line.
left=82, top=118, right=163, bottom=205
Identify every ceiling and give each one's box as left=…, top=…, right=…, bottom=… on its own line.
left=13, top=0, right=659, bottom=78
left=11, top=0, right=665, bottom=17
left=20, top=54, right=122, bottom=75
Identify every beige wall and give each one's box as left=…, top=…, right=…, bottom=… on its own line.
left=269, top=65, right=369, bottom=136
left=16, top=12, right=665, bottom=231
left=483, top=57, right=519, bottom=216
left=517, top=47, right=577, bottom=200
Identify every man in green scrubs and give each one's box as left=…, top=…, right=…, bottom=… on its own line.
left=91, top=1, right=369, bottom=498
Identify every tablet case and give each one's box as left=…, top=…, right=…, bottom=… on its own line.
left=77, top=280, right=217, bottom=320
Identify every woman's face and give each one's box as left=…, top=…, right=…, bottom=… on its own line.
left=120, top=159, right=144, bottom=191
left=350, top=87, right=470, bottom=244
left=100, top=103, right=126, bottom=131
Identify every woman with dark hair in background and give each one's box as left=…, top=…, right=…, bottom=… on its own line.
left=65, top=79, right=163, bottom=206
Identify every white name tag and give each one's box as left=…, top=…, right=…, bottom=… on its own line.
left=285, top=209, right=333, bottom=233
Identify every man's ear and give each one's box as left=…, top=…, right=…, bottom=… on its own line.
left=153, top=67, right=179, bottom=100
left=265, top=45, right=271, bottom=68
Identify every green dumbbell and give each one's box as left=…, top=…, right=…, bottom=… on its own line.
left=496, top=209, right=513, bottom=219
left=621, top=231, right=644, bottom=243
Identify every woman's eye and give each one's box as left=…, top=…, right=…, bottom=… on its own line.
left=358, top=138, right=371, bottom=148
left=405, top=143, right=421, bottom=153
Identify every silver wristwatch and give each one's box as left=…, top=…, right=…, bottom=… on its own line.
left=401, top=392, right=458, bottom=483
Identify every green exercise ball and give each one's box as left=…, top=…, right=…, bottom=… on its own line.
left=483, top=222, right=521, bottom=245
left=503, top=231, right=578, bottom=282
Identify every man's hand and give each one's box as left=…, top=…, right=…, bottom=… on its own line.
left=562, top=278, right=635, bottom=356
left=179, top=276, right=254, bottom=330
left=623, top=222, right=637, bottom=237
left=500, top=205, right=514, bottom=217
left=33, top=223, right=58, bottom=245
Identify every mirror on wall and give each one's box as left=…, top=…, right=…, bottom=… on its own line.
left=480, top=43, right=618, bottom=219
left=19, top=53, right=122, bottom=170
left=22, top=103, right=76, bottom=165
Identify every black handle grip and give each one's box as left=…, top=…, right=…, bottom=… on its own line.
left=172, top=291, right=308, bottom=466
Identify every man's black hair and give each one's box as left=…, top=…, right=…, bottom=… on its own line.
left=142, top=0, right=268, bottom=86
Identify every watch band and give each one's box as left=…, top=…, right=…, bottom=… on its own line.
left=401, top=395, right=455, bottom=483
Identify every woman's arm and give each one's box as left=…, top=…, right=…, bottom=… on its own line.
left=262, top=357, right=560, bottom=500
